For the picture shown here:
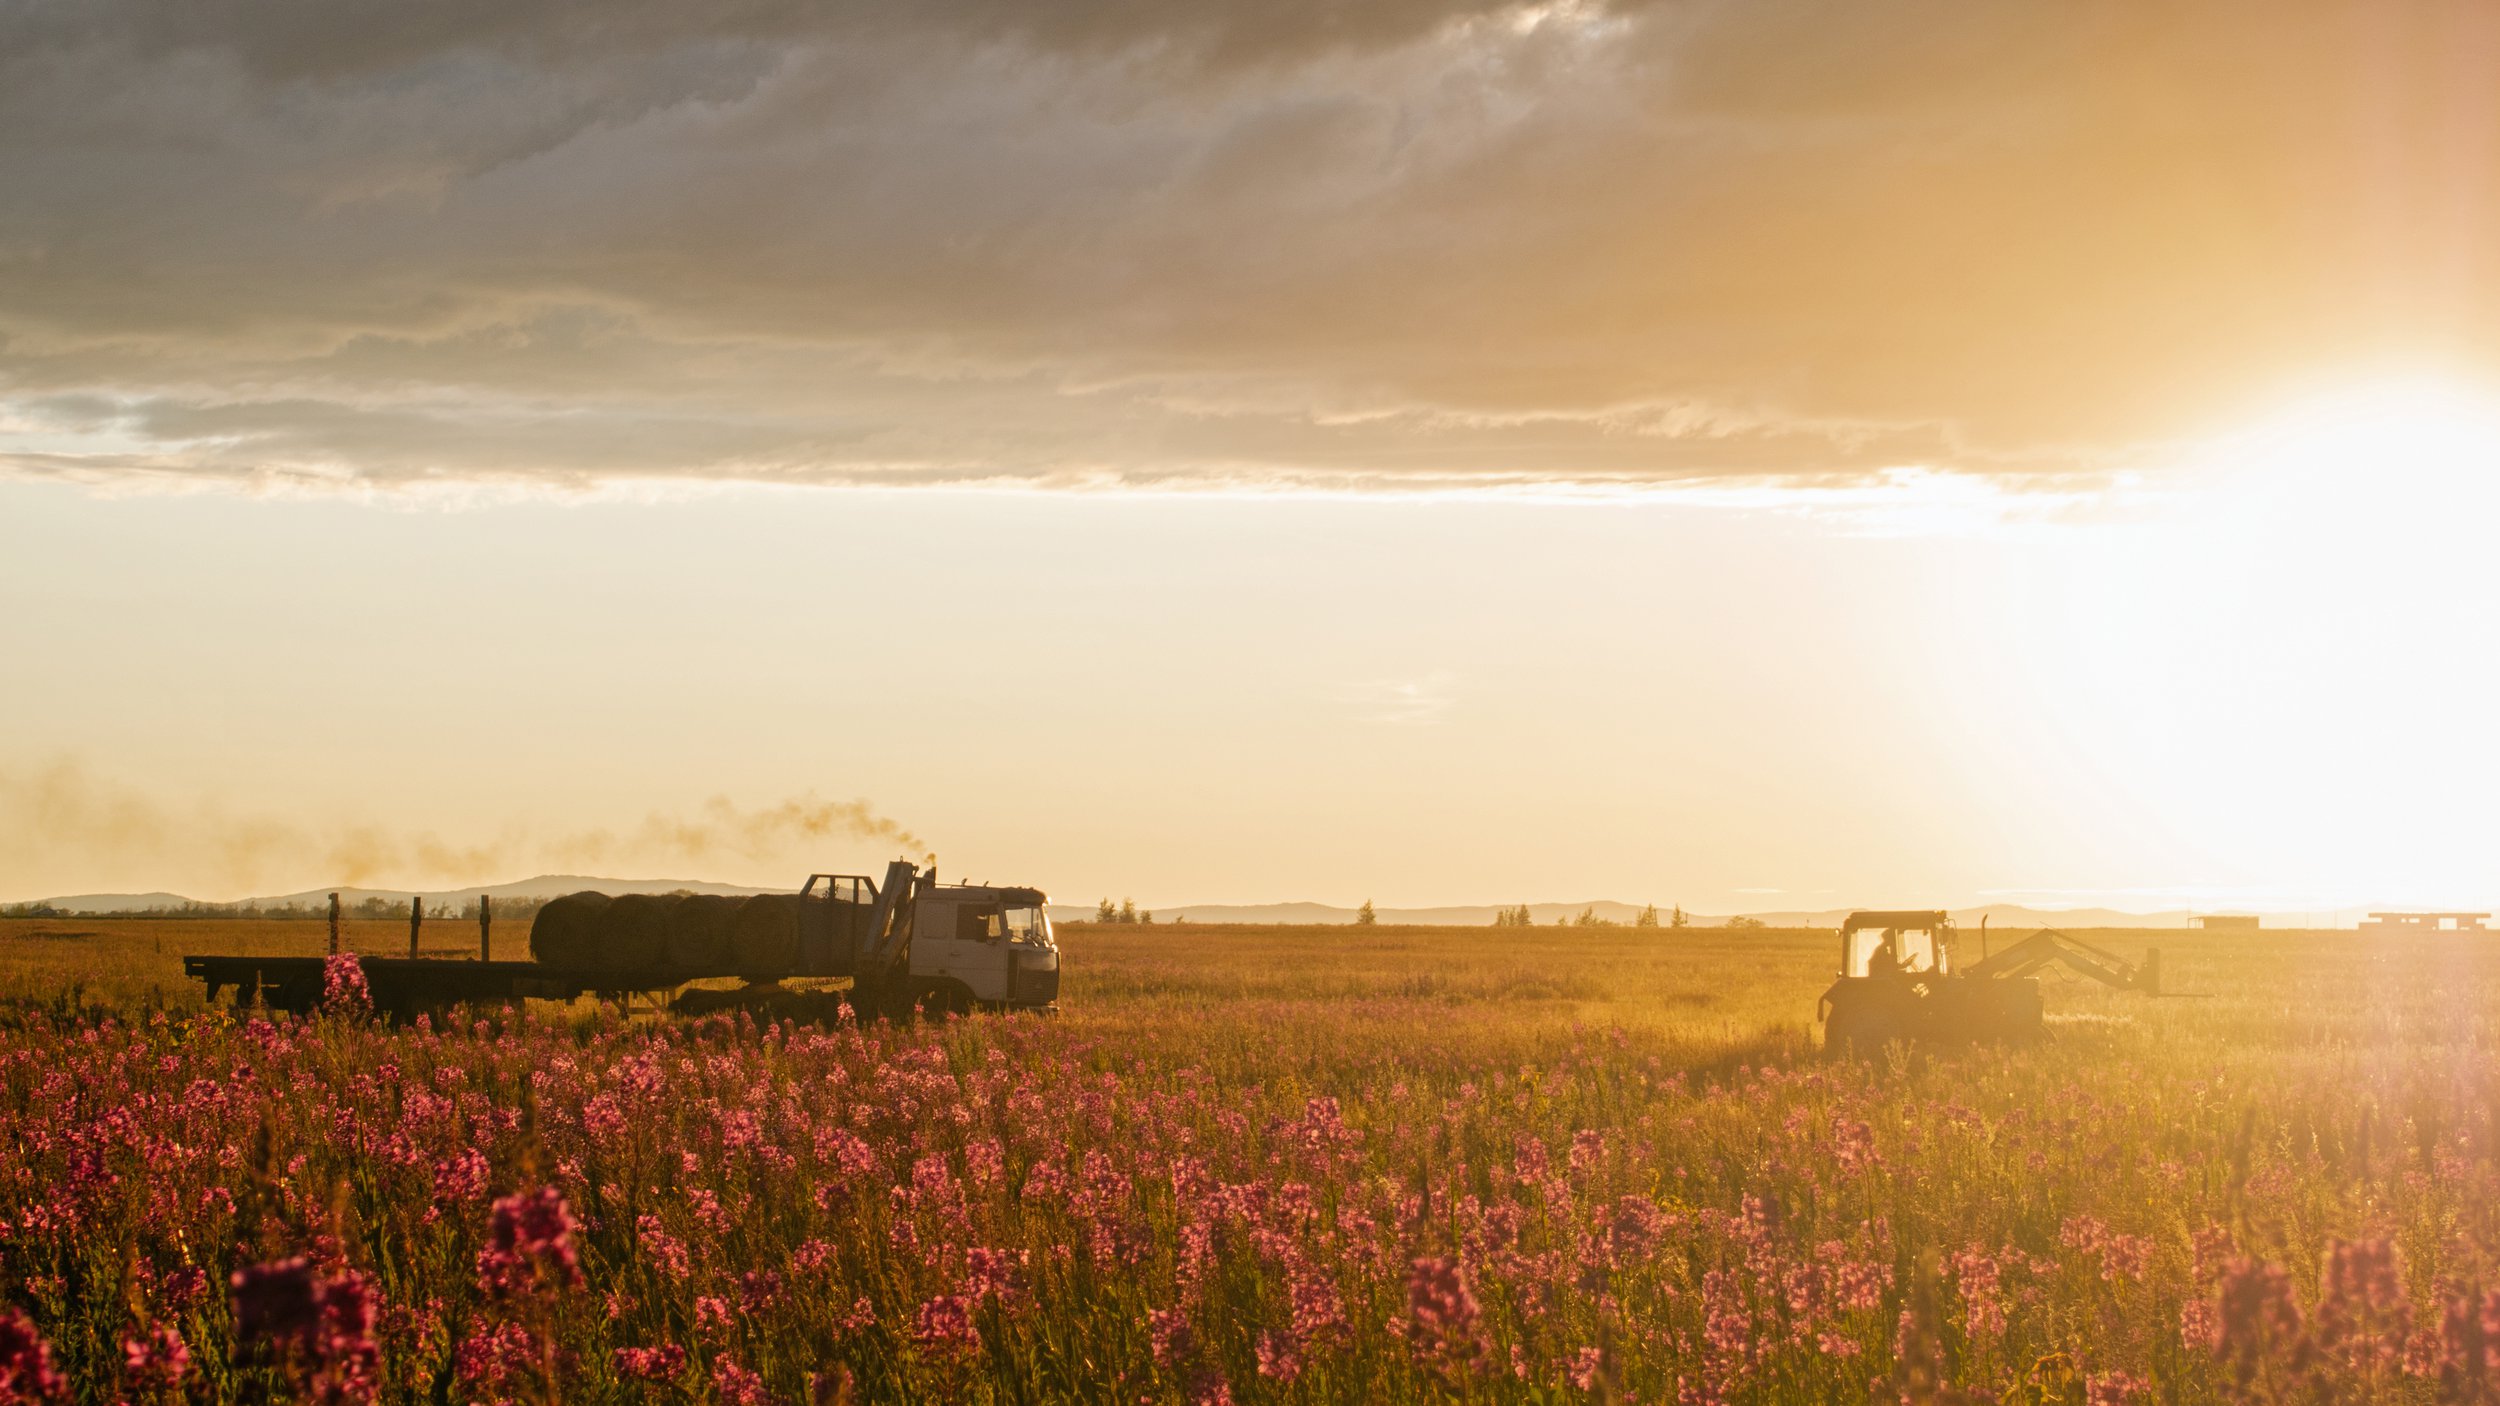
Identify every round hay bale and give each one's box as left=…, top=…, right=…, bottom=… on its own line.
left=597, top=893, right=677, bottom=973
left=529, top=892, right=613, bottom=968
left=665, top=894, right=739, bottom=971
left=729, top=893, right=802, bottom=973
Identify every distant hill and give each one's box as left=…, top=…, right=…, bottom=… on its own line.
left=26, top=891, right=198, bottom=914
left=1738, top=904, right=2208, bottom=930
left=1049, top=901, right=2266, bottom=928
left=18, top=875, right=773, bottom=914
left=1059, top=900, right=1661, bottom=926
left=247, top=876, right=773, bottom=909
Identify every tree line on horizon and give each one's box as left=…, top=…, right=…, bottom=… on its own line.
left=0, top=895, right=559, bottom=922
left=1493, top=903, right=1690, bottom=928
left=1065, top=899, right=1782, bottom=929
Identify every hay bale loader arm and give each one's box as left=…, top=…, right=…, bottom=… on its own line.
left=1964, top=928, right=2159, bottom=995
left=847, top=858, right=924, bottom=1016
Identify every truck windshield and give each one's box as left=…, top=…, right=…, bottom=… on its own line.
left=1001, top=906, right=1052, bottom=943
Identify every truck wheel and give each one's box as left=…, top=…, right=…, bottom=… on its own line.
left=839, top=978, right=912, bottom=1024
left=913, top=982, right=973, bottom=1022
left=838, top=985, right=876, bottom=1026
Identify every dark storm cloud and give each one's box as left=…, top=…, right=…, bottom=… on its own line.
left=3, top=0, right=2497, bottom=491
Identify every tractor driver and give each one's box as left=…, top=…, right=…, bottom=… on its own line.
left=1866, top=934, right=1904, bottom=980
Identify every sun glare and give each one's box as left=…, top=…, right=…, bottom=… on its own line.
left=2198, top=375, right=2500, bottom=524
left=1991, top=374, right=2500, bottom=911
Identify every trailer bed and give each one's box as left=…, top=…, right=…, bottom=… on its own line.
left=183, top=954, right=711, bottom=1016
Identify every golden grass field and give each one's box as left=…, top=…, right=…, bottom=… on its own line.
left=4, top=914, right=2488, bottom=1053
left=4, top=916, right=2498, bottom=1402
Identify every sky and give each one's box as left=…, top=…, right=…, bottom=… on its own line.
left=4, top=1, right=2499, bottom=912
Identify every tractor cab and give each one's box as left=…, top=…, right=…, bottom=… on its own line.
left=1838, top=910, right=1954, bottom=980
left=1821, top=907, right=2030, bottom=1056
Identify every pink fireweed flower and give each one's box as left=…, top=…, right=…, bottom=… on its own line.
left=452, top=1321, right=542, bottom=1394
left=478, top=1186, right=581, bottom=1298
left=2315, top=1238, right=2409, bottom=1371
left=711, top=1357, right=770, bottom=1406
left=2060, top=1214, right=2153, bottom=1284
left=913, top=1295, right=980, bottom=1358
left=1568, top=1129, right=1607, bottom=1176
left=1286, top=1271, right=1348, bottom=1345
left=2214, top=1257, right=2310, bottom=1389
left=615, top=1344, right=687, bottom=1381
left=1402, top=1256, right=1485, bottom=1370
left=1568, top=1345, right=1607, bottom=1392
left=309, top=1271, right=379, bottom=1405
left=120, top=1325, right=190, bottom=1393
left=2432, top=1281, right=2500, bottom=1399
left=231, top=1259, right=321, bottom=1353
left=634, top=1214, right=692, bottom=1282
left=1834, top=1257, right=1891, bottom=1313
left=2180, top=1298, right=2220, bottom=1352
left=1148, top=1308, right=1199, bottom=1370
left=2191, top=1226, right=2237, bottom=1284
left=1828, top=1115, right=1877, bottom=1176
left=0, top=1309, right=64, bottom=1403
left=229, top=1258, right=378, bottom=1403
left=961, top=1248, right=1027, bottom=1308
left=1255, top=1331, right=1303, bottom=1383
left=739, top=1270, right=787, bottom=1314
left=321, top=953, right=370, bottom=1011
left=1608, top=1196, right=1667, bottom=1266
left=1950, top=1249, right=2005, bottom=1343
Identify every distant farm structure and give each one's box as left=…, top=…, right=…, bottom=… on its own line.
left=2193, top=914, right=2261, bottom=931
left=2357, top=912, right=2490, bottom=934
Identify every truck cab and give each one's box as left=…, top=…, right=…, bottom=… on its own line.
left=906, top=876, right=1061, bottom=1012
left=799, top=865, right=1060, bottom=1017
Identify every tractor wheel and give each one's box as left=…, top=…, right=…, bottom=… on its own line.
left=1823, top=988, right=1905, bottom=1058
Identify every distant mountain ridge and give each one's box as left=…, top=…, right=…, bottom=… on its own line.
left=21, top=875, right=770, bottom=913
left=1048, top=900, right=2334, bottom=929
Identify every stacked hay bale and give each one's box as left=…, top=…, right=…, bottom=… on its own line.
left=599, top=894, right=677, bottom=972
left=729, top=893, right=802, bottom=974
left=665, top=894, right=740, bottom=972
left=528, top=892, right=613, bottom=968
left=532, top=888, right=814, bottom=977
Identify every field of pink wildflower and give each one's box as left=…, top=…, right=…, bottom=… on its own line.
left=2, top=917, right=2499, bottom=1404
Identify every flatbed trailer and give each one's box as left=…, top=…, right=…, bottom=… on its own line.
left=183, top=955, right=702, bottom=1018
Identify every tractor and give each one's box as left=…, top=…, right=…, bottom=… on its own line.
left=1817, top=910, right=2160, bottom=1055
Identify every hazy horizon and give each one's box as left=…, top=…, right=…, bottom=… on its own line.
left=2, top=866, right=2471, bottom=929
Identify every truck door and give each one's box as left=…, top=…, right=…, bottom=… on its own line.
left=909, top=899, right=1011, bottom=1002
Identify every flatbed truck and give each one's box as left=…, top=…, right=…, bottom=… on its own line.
left=184, top=861, right=1059, bottom=1021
